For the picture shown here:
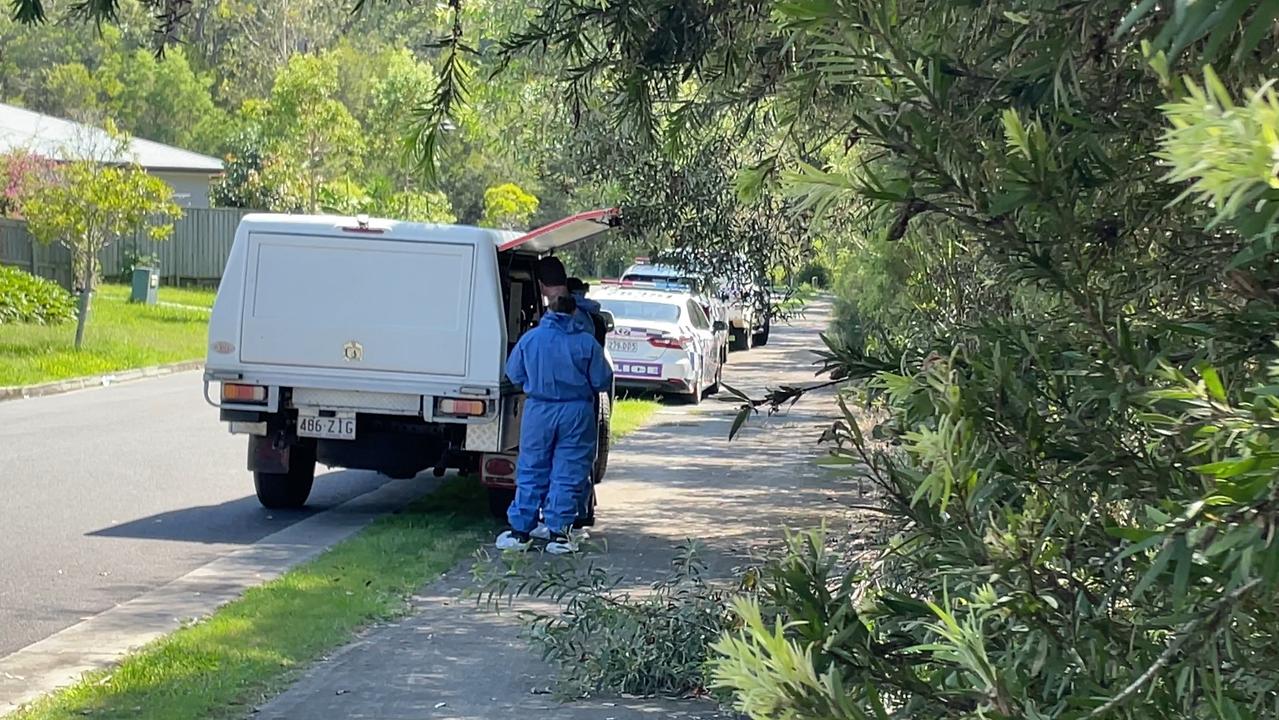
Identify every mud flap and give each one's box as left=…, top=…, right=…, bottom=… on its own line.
left=248, top=434, right=291, bottom=474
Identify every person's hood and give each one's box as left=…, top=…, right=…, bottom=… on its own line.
left=572, top=292, right=601, bottom=313
left=539, top=311, right=582, bottom=334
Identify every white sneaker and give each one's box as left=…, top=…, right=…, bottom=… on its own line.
left=545, top=532, right=578, bottom=555
left=530, top=524, right=552, bottom=541
left=495, top=530, right=532, bottom=551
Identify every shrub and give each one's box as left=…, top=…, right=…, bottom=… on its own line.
left=0, top=266, right=75, bottom=325
left=115, top=249, right=162, bottom=284
left=794, top=261, right=829, bottom=289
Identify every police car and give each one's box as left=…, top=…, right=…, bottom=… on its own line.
left=620, top=259, right=730, bottom=345
left=589, top=283, right=728, bottom=403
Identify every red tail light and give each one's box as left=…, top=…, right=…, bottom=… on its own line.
left=485, top=458, right=516, bottom=476
left=437, top=398, right=487, bottom=417
left=649, top=336, right=687, bottom=349
left=222, top=383, right=267, bottom=403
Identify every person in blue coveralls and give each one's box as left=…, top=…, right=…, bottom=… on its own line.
left=496, top=293, right=614, bottom=555
left=565, top=275, right=607, bottom=525
left=567, top=277, right=604, bottom=341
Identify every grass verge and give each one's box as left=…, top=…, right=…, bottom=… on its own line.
left=612, top=397, right=661, bottom=439
left=9, top=478, right=494, bottom=720
left=0, top=285, right=211, bottom=387
left=9, top=399, right=661, bottom=720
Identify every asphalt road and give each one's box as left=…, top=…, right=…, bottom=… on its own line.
left=0, top=373, right=395, bottom=657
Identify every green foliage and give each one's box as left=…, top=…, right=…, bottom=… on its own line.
left=361, top=48, right=437, bottom=187
left=211, top=126, right=296, bottom=210
left=0, top=265, right=74, bottom=325
left=95, top=45, right=228, bottom=152
left=114, top=245, right=161, bottom=283
left=205, top=46, right=458, bottom=220
left=1158, top=66, right=1279, bottom=263
left=548, top=111, right=818, bottom=290
left=434, top=0, right=1279, bottom=717
left=474, top=543, right=737, bottom=699
left=480, top=182, right=538, bottom=229
left=378, top=189, right=456, bottom=223
left=4, top=0, right=617, bottom=234
left=794, top=260, right=828, bottom=288
left=44, top=63, right=100, bottom=117
left=0, top=284, right=211, bottom=385
left=5, top=23, right=227, bottom=154
left=22, top=159, right=179, bottom=290
left=250, top=53, right=365, bottom=213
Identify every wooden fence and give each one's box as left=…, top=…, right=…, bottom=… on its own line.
left=0, top=218, right=75, bottom=289
left=0, top=208, right=253, bottom=289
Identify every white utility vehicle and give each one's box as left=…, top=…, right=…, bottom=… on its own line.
left=590, top=284, right=727, bottom=403
left=204, top=210, right=621, bottom=520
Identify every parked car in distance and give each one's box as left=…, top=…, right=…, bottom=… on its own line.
left=589, top=285, right=727, bottom=403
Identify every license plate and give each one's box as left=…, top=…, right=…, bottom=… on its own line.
left=297, top=412, right=356, bottom=440
left=608, top=340, right=638, bottom=354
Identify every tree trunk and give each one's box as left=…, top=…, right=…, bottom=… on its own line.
left=74, top=283, right=92, bottom=350
left=73, top=252, right=97, bottom=350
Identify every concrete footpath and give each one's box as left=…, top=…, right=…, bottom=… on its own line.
left=257, top=302, right=847, bottom=719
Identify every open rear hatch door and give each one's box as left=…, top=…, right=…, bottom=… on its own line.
left=239, top=231, right=475, bottom=375
left=498, top=208, right=621, bottom=254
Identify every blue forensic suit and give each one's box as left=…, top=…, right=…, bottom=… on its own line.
left=571, top=292, right=602, bottom=336
left=505, top=311, right=614, bottom=534
left=569, top=291, right=605, bottom=520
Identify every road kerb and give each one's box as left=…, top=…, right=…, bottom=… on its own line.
left=0, top=361, right=205, bottom=403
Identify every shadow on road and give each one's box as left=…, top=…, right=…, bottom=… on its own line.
left=85, top=469, right=397, bottom=545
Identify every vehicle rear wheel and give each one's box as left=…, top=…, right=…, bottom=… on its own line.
left=730, top=328, right=751, bottom=352
left=486, top=486, right=515, bottom=521
left=254, top=441, right=316, bottom=509
left=594, top=393, right=612, bottom=482
left=753, top=316, right=771, bottom=347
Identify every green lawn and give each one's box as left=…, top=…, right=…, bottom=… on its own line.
left=145, top=284, right=218, bottom=309
left=10, top=400, right=660, bottom=720
left=611, top=397, right=661, bottom=439
left=0, top=284, right=211, bottom=387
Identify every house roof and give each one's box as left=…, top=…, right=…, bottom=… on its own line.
left=0, top=102, right=223, bottom=174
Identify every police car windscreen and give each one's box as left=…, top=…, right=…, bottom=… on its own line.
left=597, top=299, right=681, bottom=324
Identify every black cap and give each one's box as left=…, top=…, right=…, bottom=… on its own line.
left=567, top=277, right=587, bottom=293
left=536, top=256, right=568, bottom=287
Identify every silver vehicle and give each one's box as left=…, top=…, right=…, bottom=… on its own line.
left=716, top=277, right=771, bottom=350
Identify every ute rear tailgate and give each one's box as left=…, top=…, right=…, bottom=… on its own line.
left=239, top=232, right=475, bottom=375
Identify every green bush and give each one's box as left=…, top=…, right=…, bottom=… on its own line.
left=0, top=266, right=75, bottom=325
left=115, top=249, right=161, bottom=284
left=794, top=261, right=829, bottom=289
